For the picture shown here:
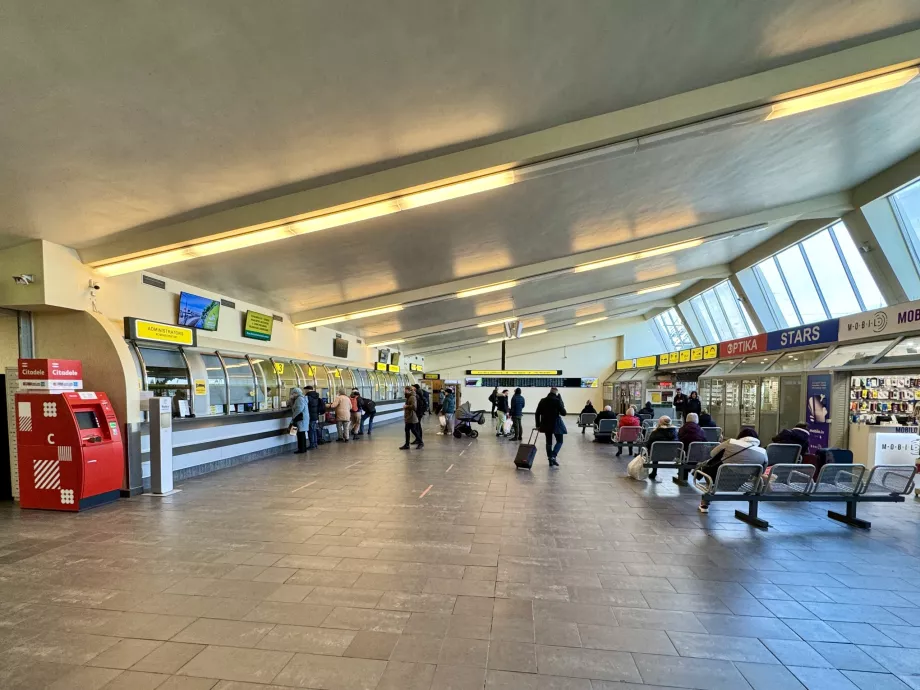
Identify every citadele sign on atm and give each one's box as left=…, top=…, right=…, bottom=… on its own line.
left=719, top=333, right=767, bottom=358
left=18, top=359, right=83, bottom=390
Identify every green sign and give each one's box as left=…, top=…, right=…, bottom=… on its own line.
left=243, top=311, right=274, bottom=341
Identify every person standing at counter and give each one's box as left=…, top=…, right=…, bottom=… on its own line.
left=334, top=388, right=352, bottom=442
left=305, top=386, right=323, bottom=449
left=360, top=397, right=376, bottom=436
left=349, top=390, right=361, bottom=438
left=290, top=388, right=308, bottom=454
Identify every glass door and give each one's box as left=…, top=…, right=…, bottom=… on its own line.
left=723, top=379, right=741, bottom=438
left=760, top=377, right=780, bottom=441
left=779, top=376, right=804, bottom=433
left=740, top=379, right=758, bottom=431
left=698, top=378, right=711, bottom=412
left=709, top=378, right=725, bottom=429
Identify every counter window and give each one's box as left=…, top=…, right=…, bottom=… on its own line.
left=223, top=356, right=256, bottom=412
left=251, top=358, right=279, bottom=409
left=767, top=349, right=827, bottom=372
left=294, top=363, right=314, bottom=390
left=312, top=364, right=331, bottom=402
left=728, top=355, right=779, bottom=374
left=702, top=360, right=740, bottom=376
left=874, top=338, right=920, bottom=367
left=274, top=360, right=299, bottom=406
left=340, top=369, right=357, bottom=394
left=201, top=354, right=227, bottom=414
left=814, top=340, right=895, bottom=369
left=138, top=347, right=191, bottom=417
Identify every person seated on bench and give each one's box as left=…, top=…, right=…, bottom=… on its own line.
left=678, top=412, right=707, bottom=450
left=580, top=400, right=597, bottom=416
left=593, top=405, right=617, bottom=442
left=615, top=406, right=641, bottom=457
left=696, top=428, right=767, bottom=513
left=640, top=401, right=655, bottom=418
left=772, top=423, right=810, bottom=458
left=698, top=411, right=716, bottom=428
left=645, top=416, right=678, bottom=480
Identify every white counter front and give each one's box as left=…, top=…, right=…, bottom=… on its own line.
left=848, top=423, right=920, bottom=470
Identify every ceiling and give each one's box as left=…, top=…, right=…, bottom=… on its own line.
left=3, top=3, right=920, bottom=353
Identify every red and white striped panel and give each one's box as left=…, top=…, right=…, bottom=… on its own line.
left=33, top=459, right=60, bottom=491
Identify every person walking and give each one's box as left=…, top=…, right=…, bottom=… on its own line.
left=673, top=388, right=687, bottom=420
left=305, top=386, right=323, bottom=449
left=489, top=387, right=499, bottom=418
left=441, top=388, right=457, bottom=437
left=684, top=391, right=702, bottom=418
left=360, top=396, right=376, bottom=436
left=400, top=385, right=423, bottom=449
left=509, top=388, right=525, bottom=441
left=334, top=388, right=352, bottom=442
left=289, top=387, right=308, bottom=454
left=495, top=389, right=510, bottom=437
left=535, top=387, right=567, bottom=466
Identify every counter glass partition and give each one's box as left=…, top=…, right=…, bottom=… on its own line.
left=251, top=358, right=278, bottom=409
left=729, top=355, right=780, bottom=374
left=814, top=340, right=895, bottom=369
left=293, top=362, right=314, bottom=390
left=340, top=369, right=357, bottom=393
left=760, top=377, right=780, bottom=440
left=874, top=338, right=920, bottom=367
left=703, top=360, right=740, bottom=376
left=138, top=347, right=191, bottom=417
left=768, top=349, right=827, bottom=372
left=223, top=356, right=256, bottom=412
left=274, top=359, right=300, bottom=407
left=201, top=354, right=227, bottom=413
left=312, top=364, right=331, bottom=401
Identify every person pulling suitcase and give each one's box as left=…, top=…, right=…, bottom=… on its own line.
left=514, top=429, right=539, bottom=469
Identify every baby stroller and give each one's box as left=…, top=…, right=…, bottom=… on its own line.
left=453, top=401, right=486, bottom=438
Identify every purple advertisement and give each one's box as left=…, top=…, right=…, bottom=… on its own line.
left=806, top=374, right=832, bottom=454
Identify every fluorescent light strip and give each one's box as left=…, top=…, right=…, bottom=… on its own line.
left=456, top=280, right=518, bottom=298
left=368, top=338, right=405, bottom=347
left=397, top=172, right=515, bottom=209
left=519, top=329, right=547, bottom=338
left=575, top=316, right=608, bottom=326
left=477, top=317, right=516, bottom=328
left=296, top=305, right=403, bottom=329
left=636, top=281, right=681, bottom=295
left=766, top=67, right=919, bottom=121
left=573, top=239, right=704, bottom=273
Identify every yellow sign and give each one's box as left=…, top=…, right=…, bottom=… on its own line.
left=636, top=356, right=657, bottom=368
left=273, top=362, right=284, bottom=375
left=690, top=347, right=703, bottom=361
left=409, top=363, right=423, bottom=372
left=423, top=373, right=440, bottom=380
left=243, top=310, right=274, bottom=341
left=679, top=350, right=692, bottom=363
left=194, top=379, right=206, bottom=395
left=467, top=370, right=562, bottom=376
left=668, top=352, right=679, bottom=364
left=616, top=360, right=634, bottom=371
left=375, top=362, right=387, bottom=371
left=703, top=344, right=717, bottom=359
left=305, top=365, right=315, bottom=376
left=388, top=364, right=400, bottom=373
left=659, top=354, right=669, bottom=366
left=133, top=319, right=195, bottom=346
left=333, top=369, right=341, bottom=377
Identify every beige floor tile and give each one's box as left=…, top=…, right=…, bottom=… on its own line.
left=391, top=633, right=445, bottom=664
left=6, top=630, right=119, bottom=665
left=243, top=601, right=333, bottom=626
left=101, top=670, right=170, bottom=689
left=430, top=664, right=486, bottom=690
left=173, top=618, right=274, bottom=647
left=87, top=638, right=163, bottom=669
left=256, top=624, right=356, bottom=655
left=157, top=677, right=219, bottom=690
left=253, top=567, right=297, bottom=583
left=132, top=641, right=207, bottom=674
left=343, top=631, right=399, bottom=660
left=48, top=665, right=121, bottom=690
left=439, top=636, right=489, bottom=667
left=178, top=645, right=293, bottom=683
left=321, top=606, right=410, bottom=632
left=375, top=661, right=437, bottom=690
left=264, top=584, right=314, bottom=602
left=272, top=652, right=387, bottom=689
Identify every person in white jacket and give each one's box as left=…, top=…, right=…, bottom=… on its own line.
left=696, top=428, right=767, bottom=513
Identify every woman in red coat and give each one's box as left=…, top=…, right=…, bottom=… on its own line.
left=615, top=406, right=641, bottom=457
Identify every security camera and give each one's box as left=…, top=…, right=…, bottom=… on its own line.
left=88, top=279, right=101, bottom=291
left=12, top=274, right=34, bottom=285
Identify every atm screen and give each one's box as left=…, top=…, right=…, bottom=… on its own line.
left=75, top=411, right=100, bottom=430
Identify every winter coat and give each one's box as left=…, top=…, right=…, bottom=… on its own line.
left=404, top=392, right=419, bottom=424
left=442, top=392, right=456, bottom=415
left=594, top=410, right=616, bottom=424
left=535, top=393, right=567, bottom=434
left=673, top=393, right=687, bottom=413
left=334, top=394, right=352, bottom=421
left=698, top=412, right=715, bottom=428
left=646, top=425, right=678, bottom=451
left=510, top=393, right=525, bottom=417
left=618, top=414, right=641, bottom=428
left=581, top=403, right=597, bottom=415
left=678, top=421, right=707, bottom=449
left=306, top=390, right=324, bottom=420
left=290, top=389, right=307, bottom=431
left=496, top=394, right=509, bottom=414
left=684, top=396, right=702, bottom=417
left=773, top=427, right=810, bottom=456
left=711, top=437, right=767, bottom=466
left=641, top=403, right=655, bottom=417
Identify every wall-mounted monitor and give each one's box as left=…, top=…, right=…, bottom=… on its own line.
left=378, top=349, right=389, bottom=364
left=333, top=337, right=349, bottom=358
left=243, top=311, right=273, bottom=341
left=390, top=351, right=400, bottom=365
left=178, top=292, right=220, bottom=331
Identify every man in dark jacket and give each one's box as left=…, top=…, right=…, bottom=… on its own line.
left=412, top=384, right=429, bottom=421
left=489, top=387, right=499, bottom=418
left=645, top=416, right=678, bottom=480
left=305, top=386, right=323, bottom=449
left=535, top=388, right=567, bottom=467
left=673, top=388, right=687, bottom=419
left=593, top=405, right=617, bottom=443
left=495, top=389, right=510, bottom=437
left=509, top=388, right=525, bottom=441
left=773, top=423, right=810, bottom=458
left=359, top=396, right=377, bottom=436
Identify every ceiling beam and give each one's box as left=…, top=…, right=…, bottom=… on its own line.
left=850, top=148, right=920, bottom=208
left=79, top=30, right=920, bottom=267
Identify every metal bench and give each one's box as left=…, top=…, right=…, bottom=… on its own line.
left=766, top=443, right=802, bottom=466
left=613, top=425, right=642, bottom=453
left=593, top=418, right=617, bottom=442
left=693, top=463, right=915, bottom=530
left=578, top=413, right=597, bottom=434
left=702, top=427, right=722, bottom=442
left=640, top=441, right=685, bottom=481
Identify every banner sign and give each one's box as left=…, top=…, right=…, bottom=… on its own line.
left=719, top=333, right=767, bottom=358
left=467, top=370, right=561, bottom=376
left=636, top=356, right=657, bottom=368
left=839, top=301, right=920, bottom=342
left=806, top=373, right=832, bottom=453
left=125, top=317, right=196, bottom=347
left=18, top=359, right=83, bottom=391
left=423, top=373, right=439, bottom=380
left=703, top=345, right=718, bottom=359
left=375, top=362, right=387, bottom=371
left=690, top=347, right=703, bottom=361
left=767, top=319, right=838, bottom=351
left=243, top=311, right=274, bottom=341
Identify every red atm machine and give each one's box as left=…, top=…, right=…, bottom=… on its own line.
left=16, top=391, right=124, bottom=511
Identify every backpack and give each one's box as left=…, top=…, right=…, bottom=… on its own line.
left=363, top=399, right=376, bottom=414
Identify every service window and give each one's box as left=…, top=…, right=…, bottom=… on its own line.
left=201, top=354, right=227, bottom=414
left=294, top=362, right=315, bottom=390
left=312, top=364, right=331, bottom=402
left=251, top=358, right=279, bottom=409
left=274, top=359, right=299, bottom=407
left=138, top=347, right=191, bottom=418
left=223, top=356, right=256, bottom=413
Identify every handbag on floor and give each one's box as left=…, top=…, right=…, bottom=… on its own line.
left=627, top=455, right=649, bottom=480
left=514, top=429, right=539, bottom=469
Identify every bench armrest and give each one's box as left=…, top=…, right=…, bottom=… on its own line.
left=692, top=469, right=713, bottom=494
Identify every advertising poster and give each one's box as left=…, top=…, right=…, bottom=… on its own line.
left=806, top=373, right=832, bottom=453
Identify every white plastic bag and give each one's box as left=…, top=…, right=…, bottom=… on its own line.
left=627, top=456, right=649, bottom=481
left=503, top=417, right=513, bottom=435
left=438, top=413, right=447, bottom=429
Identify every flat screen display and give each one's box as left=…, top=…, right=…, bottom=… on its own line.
left=390, top=351, right=400, bottom=365
left=333, top=337, right=349, bottom=358
left=178, top=292, right=220, bottom=331
left=243, top=311, right=273, bottom=341
left=378, top=350, right=389, bottom=364
left=75, top=411, right=99, bottom=430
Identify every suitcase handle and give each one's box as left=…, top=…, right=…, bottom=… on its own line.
left=527, top=428, right=540, bottom=445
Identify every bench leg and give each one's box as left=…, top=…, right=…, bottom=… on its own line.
left=828, top=500, right=871, bottom=529
left=673, top=466, right=689, bottom=485
left=649, top=461, right=659, bottom=481
left=734, top=500, right=769, bottom=529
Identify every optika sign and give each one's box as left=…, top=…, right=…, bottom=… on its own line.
left=719, top=334, right=767, bottom=358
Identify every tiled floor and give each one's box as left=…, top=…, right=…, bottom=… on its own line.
left=2, top=420, right=920, bottom=689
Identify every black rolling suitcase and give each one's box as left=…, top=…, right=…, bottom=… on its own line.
left=514, top=429, right=539, bottom=469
